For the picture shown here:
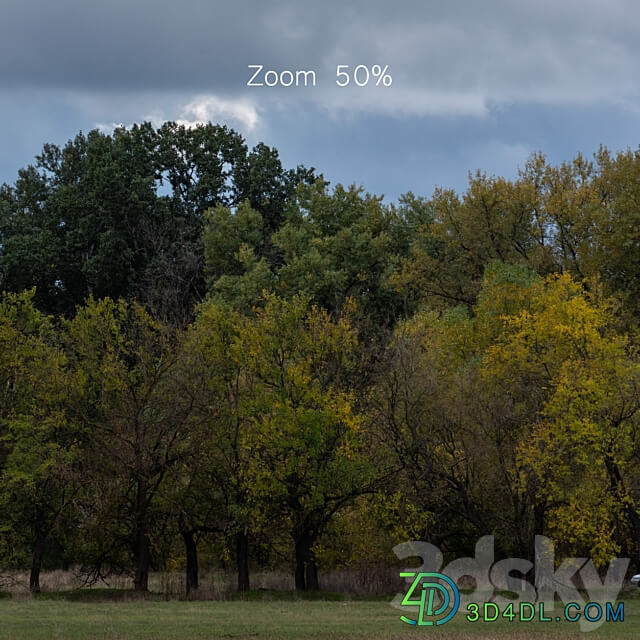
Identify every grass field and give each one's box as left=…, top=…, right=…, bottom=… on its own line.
left=0, top=595, right=638, bottom=640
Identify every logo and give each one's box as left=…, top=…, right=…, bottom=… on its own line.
left=399, top=571, right=460, bottom=626
left=392, top=536, right=629, bottom=632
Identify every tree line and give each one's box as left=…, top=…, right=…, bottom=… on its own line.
left=1, top=123, right=640, bottom=594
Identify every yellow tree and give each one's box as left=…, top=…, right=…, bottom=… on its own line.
left=240, top=294, right=373, bottom=590
left=483, top=273, right=640, bottom=564
left=0, top=290, right=79, bottom=593
left=375, top=262, right=547, bottom=557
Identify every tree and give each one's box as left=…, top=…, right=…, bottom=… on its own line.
left=205, top=181, right=414, bottom=338
left=203, top=202, right=275, bottom=314
left=176, top=302, right=256, bottom=592
left=273, top=182, right=410, bottom=332
left=0, top=122, right=316, bottom=323
left=374, top=262, right=563, bottom=561
left=0, top=290, right=81, bottom=592
left=395, top=169, right=557, bottom=311
left=484, top=272, right=640, bottom=565
left=240, top=294, right=373, bottom=590
left=65, top=298, right=194, bottom=591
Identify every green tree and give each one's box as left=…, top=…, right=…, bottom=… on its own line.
left=203, top=202, right=275, bottom=314
left=175, top=302, right=257, bottom=592
left=65, top=298, right=194, bottom=591
left=0, top=123, right=315, bottom=323
left=205, top=181, right=415, bottom=337
left=240, top=294, right=373, bottom=590
left=274, top=182, right=411, bottom=331
left=0, top=290, right=81, bottom=592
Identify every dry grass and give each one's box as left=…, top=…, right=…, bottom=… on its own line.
left=0, top=566, right=402, bottom=599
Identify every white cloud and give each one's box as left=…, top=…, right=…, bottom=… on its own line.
left=95, top=121, right=125, bottom=133
left=176, top=96, right=260, bottom=131
left=73, top=94, right=261, bottom=136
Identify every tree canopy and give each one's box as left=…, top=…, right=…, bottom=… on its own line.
left=2, top=125, right=640, bottom=593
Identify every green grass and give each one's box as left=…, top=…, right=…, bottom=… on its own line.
left=0, top=595, right=638, bottom=639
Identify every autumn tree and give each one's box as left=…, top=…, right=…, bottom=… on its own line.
left=375, top=262, right=564, bottom=559
left=484, top=272, right=640, bottom=565
left=64, top=298, right=194, bottom=591
left=239, top=294, right=374, bottom=590
left=175, top=302, right=257, bottom=592
left=0, top=290, right=81, bottom=592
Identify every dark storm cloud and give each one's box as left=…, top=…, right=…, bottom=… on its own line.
left=2, top=0, right=640, bottom=201
left=0, top=0, right=333, bottom=90
left=2, top=0, right=640, bottom=111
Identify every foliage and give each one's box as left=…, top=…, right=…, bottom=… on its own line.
left=4, top=132, right=640, bottom=590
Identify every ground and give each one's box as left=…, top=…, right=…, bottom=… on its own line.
left=0, top=596, right=637, bottom=639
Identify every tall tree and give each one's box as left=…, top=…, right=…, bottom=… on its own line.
left=65, top=297, right=194, bottom=591
left=176, top=302, right=257, bottom=592
left=240, top=294, right=373, bottom=590
left=0, top=122, right=315, bottom=323
left=485, top=272, right=640, bottom=565
left=0, top=290, right=81, bottom=592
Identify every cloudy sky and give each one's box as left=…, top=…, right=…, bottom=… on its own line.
left=2, top=0, right=640, bottom=201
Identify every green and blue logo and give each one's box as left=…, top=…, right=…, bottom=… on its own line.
left=399, top=571, right=460, bottom=626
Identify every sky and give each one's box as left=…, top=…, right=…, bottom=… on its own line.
left=2, top=0, right=640, bottom=202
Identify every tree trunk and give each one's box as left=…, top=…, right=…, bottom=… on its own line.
left=133, top=480, right=150, bottom=592
left=29, top=529, right=47, bottom=594
left=305, top=554, right=319, bottom=591
left=528, top=501, right=546, bottom=585
left=182, top=529, right=199, bottom=594
left=605, top=455, right=640, bottom=567
left=295, top=535, right=312, bottom=591
left=133, top=531, right=150, bottom=591
left=236, top=531, right=250, bottom=592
